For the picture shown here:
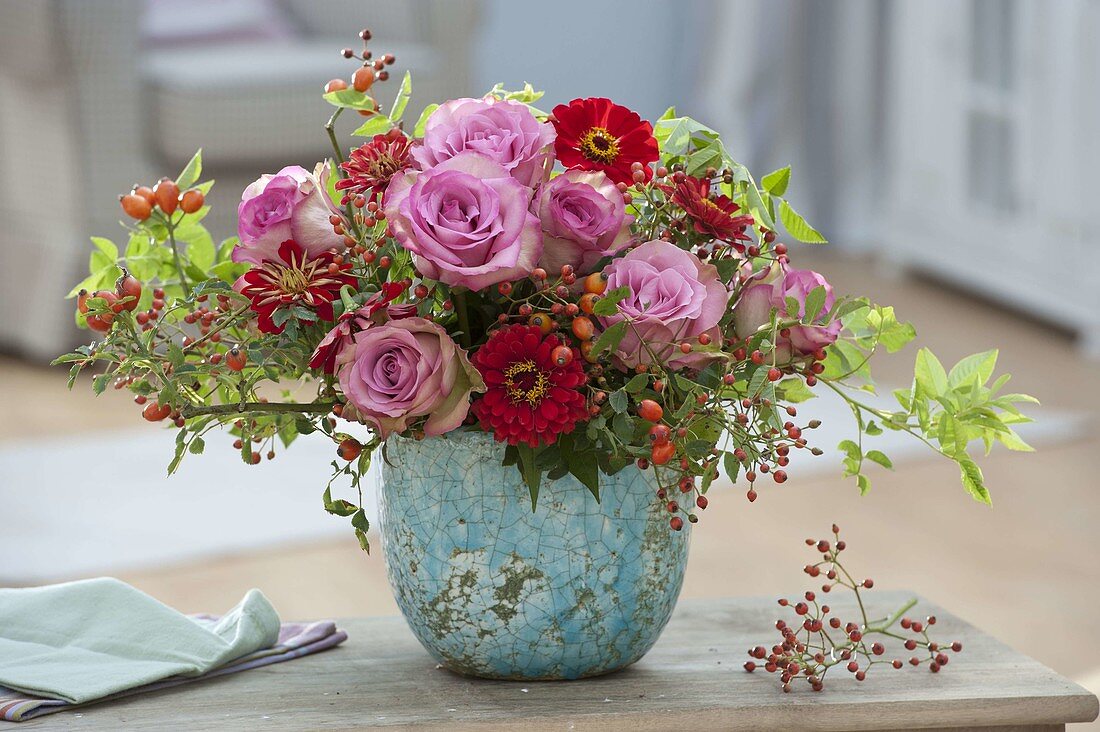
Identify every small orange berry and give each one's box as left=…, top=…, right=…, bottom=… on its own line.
left=638, top=399, right=663, bottom=422
left=583, top=271, right=608, bottom=295
left=353, top=66, right=375, bottom=92
left=154, top=178, right=180, bottom=214
left=179, top=189, right=204, bottom=214
left=337, top=438, right=362, bottom=461
left=120, top=194, right=152, bottom=220
left=324, top=78, right=349, bottom=94
left=651, top=441, right=676, bottom=465
left=528, top=313, right=553, bottom=334
left=578, top=293, right=601, bottom=314
left=571, top=316, right=595, bottom=341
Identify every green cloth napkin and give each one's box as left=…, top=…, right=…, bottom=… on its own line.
left=0, top=577, right=280, bottom=704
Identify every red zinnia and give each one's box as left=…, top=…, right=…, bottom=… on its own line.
left=235, top=239, right=355, bottom=334
left=668, top=175, right=754, bottom=247
left=551, top=97, right=659, bottom=186
left=471, top=325, right=589, bottom=448
left=335, top=128, right=413, bottom=205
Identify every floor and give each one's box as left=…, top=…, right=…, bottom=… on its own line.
left=2, top=251, right=1099, bottom=724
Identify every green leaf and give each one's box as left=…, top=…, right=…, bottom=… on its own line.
left=323, top=88, right=376, bottom=111
left=176, top=149, right=203, bottom=189
left=188, top=436, right=206, bottom=455
left=352, top=114, right=394, bottom=137
left=322, top=486, right=358, bottom=517
left=865, top=450, right=893, bottom=469
left=761, top=166, right=791, bottom=196
left=66, top=265, right=119, bottom=298
left=803, top=285, right=827, bottom=323
left=958, top=456, right=991, bottom=505
left=948, top=349, right=998, bottom=388
left=591, top=320, right=627, bottom=356
left=778, top=199, right=827, bottom=243
left=389, top=70, right=413, bottom=123
left=186, top=229, right=216, bottom=271
left=566, top=450, right=600, bottom=501
left=857, top=473, right=871, bottom=495
left=592, top=286, right=630, bottom=316
left=777, top=378, right=817, bottom=403
left=914, top=348, right=948, bottom=398
left=91, top=237, right=119, bottom=261
left=608, top=390, right=628, bottom=413
left=624, top=373, right=649, bottom=394
left=516, top=443, right=542, bottom=510
left=413, top=103, right=438, bottom=137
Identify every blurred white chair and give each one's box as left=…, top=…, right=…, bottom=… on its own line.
left=0, top=0, right=479, bottom=360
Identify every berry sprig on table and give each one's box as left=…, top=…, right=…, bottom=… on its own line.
left=745, top=525, right=963, bottom=692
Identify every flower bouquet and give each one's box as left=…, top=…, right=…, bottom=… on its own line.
left=58, top=29, right=1035, bottom=680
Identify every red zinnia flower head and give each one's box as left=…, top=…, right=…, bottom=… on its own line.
left=308, top=280, right=408, bottom=373
left=234, top=239, right=356, bottom=335
left=551, top=97, right=659, bottom=186
left=471, top=324, right=589, bottom=447
left=668, top=175, right=755, bottom=247
left=335, top=128, right=413, bottom=205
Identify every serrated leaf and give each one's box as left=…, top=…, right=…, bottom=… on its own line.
left=608, top=390, right=628, bottom=413
left=777, top=377, right=817, bottom=403
left=591, top=320, right=627, bottom=357
left=803, top=285, right=827, bottom=322
left=778, top=199, right=827, bottom=243
left=624, top=373, right=649, bottom=394
left=592, top=286, right=630, bottom=316
left=188, top=436, right=206, bottom=455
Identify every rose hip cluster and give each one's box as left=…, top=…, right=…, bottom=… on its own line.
left=745, top=525, right=963, bottom=692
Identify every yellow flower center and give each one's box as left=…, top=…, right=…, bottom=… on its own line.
left=275, top=266, right=312, bottom=295
left=578, top=127, right=620, bottom=165
left=504, top=360, right=550, bottom=406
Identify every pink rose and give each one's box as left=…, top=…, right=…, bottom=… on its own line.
left=336, top=317, right=484, bottom=437
left=384, top=152, right=543, bottom=292
left=234, top=165, right=343, bottom=265
left=599, top=240, right=729, bottom=369
left=535, top=170, right=633, bottom=275
left=733, top=263, right=841, bottom=358
left=412, top=97, right=555, bottom=187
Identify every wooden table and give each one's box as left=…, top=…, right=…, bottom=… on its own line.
left=22, top=593, right=1098, bottom=731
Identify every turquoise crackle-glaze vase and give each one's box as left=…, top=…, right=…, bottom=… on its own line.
left=378, top=429, right=690, bottom=680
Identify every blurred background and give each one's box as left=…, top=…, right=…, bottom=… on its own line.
left=1, top=0, right=1098, bottom=720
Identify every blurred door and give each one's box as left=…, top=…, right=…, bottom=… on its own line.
left=882, top=0, right=1100, bottom=353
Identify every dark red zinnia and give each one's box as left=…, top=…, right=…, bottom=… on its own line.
left=669, top=175, right=755, bottom=247
left=471, top=325, right=589, bottom=448
left=335, top=128, right=413, bottom=205
left=235, top=239, right=356, bottom=334
left=551, top=97, right=659, bottom=186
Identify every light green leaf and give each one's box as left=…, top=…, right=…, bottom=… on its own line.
left=865, top=450, right=893, bottom=469
left=389, top=70, right=412, bottom=123
left=778, top=199, right=827, bottom=243
left=803, top=285, right=827, bottom=322
left=323, top=88, right=376, bottom=111
left=176, top=150, right=203, bottom=189
left=761, top=166, right=791, bottom=196
left=958, top=456, right=991, bottom=504
left=413, top=103, right=438, bottom=137
left=948, top=349, right=998, bottom=388
left=352, top=114, right=394, bottom=137
left=914, top=348, right=948, bottom=398
left=777, top=378, right=817, bottom=403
